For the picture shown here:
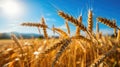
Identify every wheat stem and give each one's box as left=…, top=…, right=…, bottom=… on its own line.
left=65, top=21, right=70, bottom=35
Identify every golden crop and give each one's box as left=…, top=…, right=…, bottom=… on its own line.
left=0, top=9, right=120, bottom=67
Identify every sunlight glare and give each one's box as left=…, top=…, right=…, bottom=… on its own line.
left=1, top=0, right=24, bottom=18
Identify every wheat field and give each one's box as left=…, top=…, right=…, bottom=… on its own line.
left=0, top=9, right=120, bottom=67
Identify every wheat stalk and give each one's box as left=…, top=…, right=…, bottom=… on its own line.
left=75, top=27, right=81, bottom=36
left=117, top=30, right=120, bottom=42
left=75, top=16, right=82, bottom=36
left=65, top=21, right=70, bottom=35
left=113, top=20, right=117, bottom=37
left=87, top=10, right=93, bottom=33
left=52, top=24, right=55, bottom=35
left=96, top=22, right=99, bottom=33
left=41, top=17, right=48, bottom=39
left=90, top=46, right=117, bottom=67
left=37, top=27, right=41, bottom=34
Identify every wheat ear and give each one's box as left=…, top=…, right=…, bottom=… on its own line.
left=41, top=17, right=48, bottom=39
left=87, top=10, right=93, bottom=33
left=65, top=21, right=70, bottom=35
left=52, top=38, right=71, bottom=67
left=97, top=17, right=118, bottom=29
left=52, top=27, right=69, bottom=38
left=58, top=11, right=94, bottom=39
left=42, top=39, right=68, bottom=54
left=58, top=11, right=87, bottom=31
left=21, top=23, right=48, bottom=28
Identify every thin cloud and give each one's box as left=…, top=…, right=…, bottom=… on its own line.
left=59, top=24, right=66, bottom=30
left=45, top=17, right=56, bottom=22
left=45, top=13, right=52, bottom=16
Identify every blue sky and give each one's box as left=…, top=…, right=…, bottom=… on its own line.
left=0, top=0, right=120, bottom=35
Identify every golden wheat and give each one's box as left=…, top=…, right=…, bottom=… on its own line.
left=11, top=34, right=24, bottom=60
left=21, top=23, right=48, bottom=28
left=87, top=10, right=93, bottom=33
left=97, top=17, right=118, bottom=29
left=1, top=5, right=120, bottom=67
left=90, top=46, right=117, bottom=67
left=75, top=27, right=81, bottom=36
left=42, top=39, right=68, bottom=54
left=41, top=17, right=48, bottom=39
left=58, top=11, right=87, bottom=31
left=52, top=27, right=69, bottom=38
left=71, top=35, right=93, bottom=44
left=77, top=15, right=82, bottom=23
left=52, top=38, right=71, bottom=67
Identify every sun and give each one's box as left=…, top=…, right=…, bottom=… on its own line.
left=1, top=0, right=24, bottom=18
